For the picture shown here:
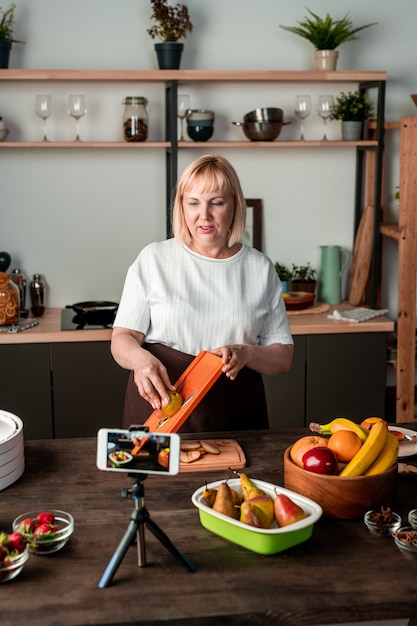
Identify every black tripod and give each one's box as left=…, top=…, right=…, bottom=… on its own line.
left=98, top=473, right=196, bottom=588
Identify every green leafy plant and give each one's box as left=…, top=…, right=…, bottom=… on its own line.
left=330, top=90, right=374, bottom=122
left=291, top=263, right=317, bottom=282
left=0, top=3, right=25, bottom=44
left=279, top=9, right=377, bottom=51
left=274, top=262, right=292, bottom=282
left=147, top=0, right=193, bottom=42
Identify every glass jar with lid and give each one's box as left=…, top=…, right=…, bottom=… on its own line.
left=122, top=97, right=148, bottom=142
left=0, top=272, right=20, bottom=326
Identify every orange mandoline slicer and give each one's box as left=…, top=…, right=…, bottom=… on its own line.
left=144, top=350, right=224, bottom=433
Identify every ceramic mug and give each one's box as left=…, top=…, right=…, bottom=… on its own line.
left=187, top=109, right=214, bottom=142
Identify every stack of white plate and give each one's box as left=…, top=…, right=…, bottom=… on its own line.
left=0, top=409, right=24, bottom=490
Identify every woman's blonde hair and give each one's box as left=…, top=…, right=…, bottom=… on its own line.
left=172, top=154, right=247, bottom=247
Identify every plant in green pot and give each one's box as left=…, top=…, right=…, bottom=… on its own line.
left=291, top=263, right=317, bottom=294
left=330, top=90, right=375, bottom=141
left=279, top=10, right=377, bottom=71
left=147, top=0, right=193, bottom=70
left=0, top=3, right=25, bottom=69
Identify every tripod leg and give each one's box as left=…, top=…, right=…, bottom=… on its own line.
left=146, top=517, right=196, bottom=573
left=98, top=515, right=141, bottom=588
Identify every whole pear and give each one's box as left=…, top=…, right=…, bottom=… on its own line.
left=212, top=482, right=239, bottom=520
left=203, top=483, right=217, bottom=507
left=240, top=499, right=273, bottom=529
left=247, top=494, right=275, bottom=527
left=274, top=492, right=308, bottom=527
left=238, top=472, right=266, bottom=501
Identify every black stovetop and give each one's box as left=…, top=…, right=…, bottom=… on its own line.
left=61, top=308, right=115, bottom=330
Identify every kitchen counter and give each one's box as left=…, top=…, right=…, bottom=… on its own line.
left=0, top=305, right=394, bottom=344
left=1, top=428, right=416, bottom=626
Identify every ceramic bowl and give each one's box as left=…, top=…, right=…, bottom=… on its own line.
left=13, top=509, right=74, bottom=555
left=284, top=447, right=397, bottom=519
left=0, top=545, right=29, bottom=583
left=364, top=509, right=402, bottom=537
left=407, top=509, right=417, bottom=529
left=191, top=477, right=322, bottom=555
left=392, top=526, right=417, bottom=558
left=187, top=124, right=213, bottom=142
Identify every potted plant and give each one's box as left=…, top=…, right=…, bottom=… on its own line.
left=147, top=0, right=193, bottom=70
left=279, top=10, right=377, bottom=71
left=330, top=90, right=375, bottom=140
left=0, top=3, right=25, bottom=68
left=274, top=262, right=292, bottom=292
left=291, top=263, right=317, bottom=294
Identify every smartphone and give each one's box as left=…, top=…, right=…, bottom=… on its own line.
left=96, top=428, right=180, bottom=476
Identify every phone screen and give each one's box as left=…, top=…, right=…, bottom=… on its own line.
left=96, top=429, right=180, bottom=475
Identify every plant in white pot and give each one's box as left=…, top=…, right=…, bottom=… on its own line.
left=279, top=10, right=377, bottom=71
left=147, top=0, right=193, bottom=70
left=0, top=3, right=25, bottom=68
left=330, top=90, right=375, bottom=141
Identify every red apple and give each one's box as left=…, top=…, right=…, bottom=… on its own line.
left=289, top=435, right=329, bottom=468
left=302, top=446, right=338, bottom=475
left=274, top=492, right=308, bottom=527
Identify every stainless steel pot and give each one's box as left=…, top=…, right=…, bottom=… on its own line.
left=243, top=108, right=284, bottom=123
left=232, top=120, right=290, bottom=141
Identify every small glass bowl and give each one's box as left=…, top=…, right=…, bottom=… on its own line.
left=0, top=545, right=29, bottom=582
left=392, top=526, right=417, bottom=558
left=407, top=509, right=417, bottom=530
left=12, top=510, right=74, bottom=555
left=364, top=509, right=402, bottom=537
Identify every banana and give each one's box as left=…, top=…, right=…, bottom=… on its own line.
left=339, top=421, right=388, bottom=477
left=364, top=432, right=399, bottom=476
left=309, top=417, right=369, bottom=443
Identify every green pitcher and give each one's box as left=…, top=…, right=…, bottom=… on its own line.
left=318, top=245, right=351, bottom=305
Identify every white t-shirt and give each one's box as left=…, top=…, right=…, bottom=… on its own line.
left=114, top=239, right=293, bottom=355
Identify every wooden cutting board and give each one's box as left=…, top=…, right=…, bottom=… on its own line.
left=179, top=439, right=246, bottom=473
left=348, top=204, right=374, bottom=306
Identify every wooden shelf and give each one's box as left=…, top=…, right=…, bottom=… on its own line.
left=0, top=141, right=170, bottom=148
left=0, top=69, right=388, bottom=82
left=380, top=222, right=401, bottom=240
left=380, top=117, right=417, bottom=422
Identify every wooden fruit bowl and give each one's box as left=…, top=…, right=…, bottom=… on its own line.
left=283, top=447, right=397, bottom=519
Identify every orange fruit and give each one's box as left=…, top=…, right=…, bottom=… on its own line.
left=327, top=430, right=363, bottom=463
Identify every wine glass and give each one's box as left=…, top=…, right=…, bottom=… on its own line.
left=35, top=94, right=52, bottom=142
left=67, top=94, right=87, bottom=141
left=177, top=94, right=190, bottom=141
left=294, top=95, right=311, bottom=141
left=318, top=95, right=334, bottom=141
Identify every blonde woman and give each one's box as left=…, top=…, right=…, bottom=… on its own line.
left=111, top=155, right=293, bottom=432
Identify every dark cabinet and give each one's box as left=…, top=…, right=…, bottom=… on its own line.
left=305, top=333, right=387, bottom=423
left=264, top=337, right=306, bottom=429
left=51, top=343, right=129, bottom=438
left=0, top=342, right=129, bottom=439
left=265, top=332, right=387, bottom=429
left=0, top=344, right=53, bottom=439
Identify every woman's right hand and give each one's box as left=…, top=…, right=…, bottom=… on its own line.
left=111, top=327, right=174, bottom=409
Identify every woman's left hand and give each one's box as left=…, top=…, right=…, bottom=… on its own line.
left=210, top=344, right=250, bottom=380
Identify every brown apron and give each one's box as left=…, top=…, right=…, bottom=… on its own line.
left=122, top=343, right=269, bottom=433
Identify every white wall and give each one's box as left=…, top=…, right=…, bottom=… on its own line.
left=1, top=0, right=416, bottom=322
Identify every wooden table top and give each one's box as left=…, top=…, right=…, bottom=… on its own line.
left=1, top=428, right=416, bottom=626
